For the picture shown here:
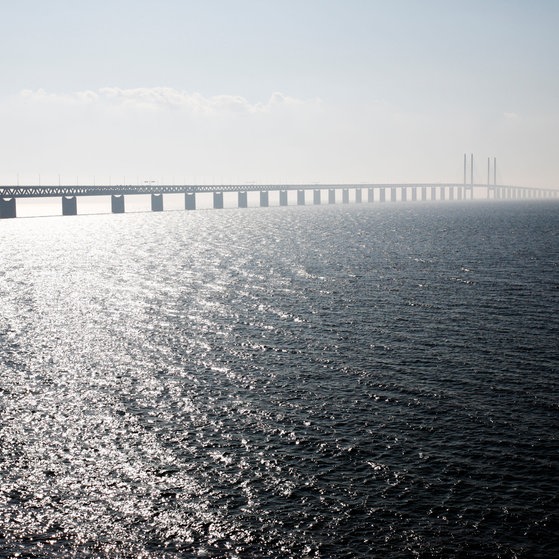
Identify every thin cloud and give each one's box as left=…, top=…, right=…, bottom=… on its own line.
left=19, top=87, right=318, bottom=115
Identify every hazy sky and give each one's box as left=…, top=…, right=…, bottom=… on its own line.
left=1, top=0, right=558, bottom=187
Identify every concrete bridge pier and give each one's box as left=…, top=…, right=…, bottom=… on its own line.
left=380, top=188, right=386, bottom=202
left=355, top=189, right=362, bottom=203
left=0, top=197, right=16, bottom=219
left=297, top=190, right=305, bottom=205
left=368, top=188, right=374, bottom=203
left=260, top=191, right=269, bottom=207
left=457, top=187, right=462, bottom=201
left=390, top=188, right=397, bottom=202
left=342, top=189, right=349, bottom=204
left=279, top=190, right=288, bottom=206
left=62, top=196, right=77, bottom=216
left=111, top=194, right=125, bottom=214
left=421, top=186, right=427, bottom=201
left=328, top=189, right=336, bottom=204
left=213, top=192, right=224, bottom=209
left=401, top=187, right=407, bottom=202
left=151, top=193, right=163, bottom=212
left=185, top=192, right=196, bottom=210
left=449, top=187, right=454, bottom=201
left=238, top=192, right=248, bottom=208
left=440, top=186, right=446, bottom=201
left=313, top=189, right=321, bottom=205
left=412, top=187, right=417, bottom=202
left=431, top=186, right=437, bottom=201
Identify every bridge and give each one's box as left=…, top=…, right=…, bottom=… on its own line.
left=0, top=182, right=557, bottom=218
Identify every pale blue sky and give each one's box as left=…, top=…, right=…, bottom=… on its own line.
left=1, top=0, right=558, bottom=187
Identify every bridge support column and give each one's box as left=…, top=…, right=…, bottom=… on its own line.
left=401, top=187, right=407, bottom=202
left=313, top=189, right=321, bottom=205
left=0, top=197, right=16, bottom=219
left=238, top=192, right=247, bottom=208
left=185, top=192, right=196, bottom=210
left=390, top=188, right=396, bottom=202
left=380, top=188, right=386, bottom=202
left=421, top=186, right=427, bottom=201
left=62, top=196, right=77, bottom=216
left=368, top=188, right=374, bottom=203
left=279, top=190, right=288, bottom=206
left=260, top=191, right=269, bottom=207
left=449, top=187, right=454, bottom=201
left=457, top=187, right=462, bottom=201
left=355, top=188, right=362, bottom=203
left=111, top=194, right=125, bottom=214
left=151, top=193, right=163, bottom=212
left=342, top=189, right=349, bottom=204
left=328, top=189, right=336, bottom=204
left=213, top=192, right=224, bottom=209
left=440, top=186, right=446, bottom=201
left=431, top=186, right=437, bottom=201
left=297, top=190, right=305, bottom=205
left=411, top=187, right=417, bottom=202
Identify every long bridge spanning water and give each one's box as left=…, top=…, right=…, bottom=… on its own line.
left=0, top=182, right=557, bottom=218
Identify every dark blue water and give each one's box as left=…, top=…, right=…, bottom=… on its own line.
left=1, top=201, right=558, bottom=558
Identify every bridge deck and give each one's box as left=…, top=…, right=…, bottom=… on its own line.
left=0, top=183, right=552, bottom=199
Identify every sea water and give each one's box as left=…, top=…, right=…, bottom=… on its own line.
left=0, top=201, right=557, bottom=558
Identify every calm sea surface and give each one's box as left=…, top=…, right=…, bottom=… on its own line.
left=1, top=201, right=558, bottom=558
